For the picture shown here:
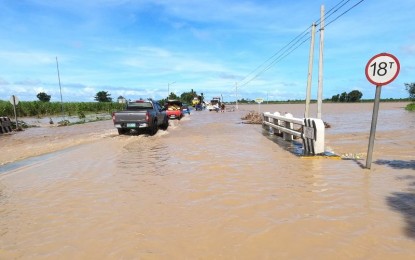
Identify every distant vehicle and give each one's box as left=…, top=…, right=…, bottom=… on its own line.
left=207, top=97, right=221, bottom=111
left=165, top=100, right=183, bottom=120
left=112, top=99, right=168, bottom=135
left=181, top=103, right=191, bottom=115
left=192, top=97, right=200, bottom=107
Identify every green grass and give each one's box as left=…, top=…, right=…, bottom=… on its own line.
left=405, top=103, right=415, bottom=111
left=0, top=100, right=125, bottom=118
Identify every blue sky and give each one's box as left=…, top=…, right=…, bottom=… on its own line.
left=0, top=0, right=414, bottom=102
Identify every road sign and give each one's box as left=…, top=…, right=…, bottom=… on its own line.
left=365, top=53, right=400, bottom=86
left=364, top=53, right=400, bottom=169
left=10, top=95, right=19, bottom=105
left=255, top=98, right=264, bottom=104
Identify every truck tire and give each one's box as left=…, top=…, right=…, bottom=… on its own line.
left=148, top=120, right=158, bottom=136
left=118, top=128, right=128, bottom=135
left=160, top=117, right=169, bottom=130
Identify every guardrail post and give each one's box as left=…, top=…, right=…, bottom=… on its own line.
left=273, top=112, right=281, bottom=135
left=283, top=113, right=294, bottom=141
left=302, top=118, right=325, bottom=155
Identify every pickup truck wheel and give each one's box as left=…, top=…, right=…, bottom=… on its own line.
left=118, top=128, right=128, bottom=135
left=160, top=118, right=169, bottom=130
left=148, top=120, right=158, bottom=136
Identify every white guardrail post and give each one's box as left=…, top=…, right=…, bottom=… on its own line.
left=283, top=113, right=294, bottom=141
left=262, top=112, right=325, bottom=155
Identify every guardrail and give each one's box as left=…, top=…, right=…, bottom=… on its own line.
left=0, top=117, right=13, bottom=134
left=262, top=112, right=325, bottom=155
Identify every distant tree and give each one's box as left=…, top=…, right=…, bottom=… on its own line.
left=37, top=92, right=51, bottom=102
left=180, top=90, right=198, bottom=104
left=339, top=92, right=348, bottom=102
left=331, top=94, right=340, bottom=102
left=168, top=92, right=179, bottom=100
left=117, top=95, right=126, bottom=103
left=405, top=83, right=415, bottom=100
left=94, top=91, right=112, bottom=102
left=348, top=90, right=363, bottom=102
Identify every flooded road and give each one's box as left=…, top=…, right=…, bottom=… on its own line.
left=1, top=102, right=414, bottom=259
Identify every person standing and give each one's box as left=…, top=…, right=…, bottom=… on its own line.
left=221, top=103, right=225, bottom=112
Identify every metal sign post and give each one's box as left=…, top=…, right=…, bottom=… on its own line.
left=9, top=95, right=19, bottom=129
left=366, top=86, right=381, bottom=169
left=364, top=53, right=400, bottom=169
left=255, top=98, right=263, bottom=113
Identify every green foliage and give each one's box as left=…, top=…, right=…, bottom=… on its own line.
left=37, top=92, right=51, bottom=102
left=0, top=100, right=124, bottom=118
left=94, top=91, right=112, bottom=102
left=168, top=92, right=179, bottom=100
left=332, top=90, right=363, bottom=102
left=405, top=103, right=415, bottom=111
left=331, top=94, right=339, bottom=102
left=77, top=109, right=86, bottom=119
left=348, top=90, right=363, bottom=102
left=405, top=83, right=415, bottom=100
left=180, top=90, right=198, bottom=104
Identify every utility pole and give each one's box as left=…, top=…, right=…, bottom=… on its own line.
left=56, top=57, right=65, bottom=119
left=317, top=5, right=325, bottom=119
left=235, top=82, right=238, bottom=110
left=305, top=23, right=316, bottom=118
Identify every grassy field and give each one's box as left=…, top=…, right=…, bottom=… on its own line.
left=0, top=100, right=125, bottom=118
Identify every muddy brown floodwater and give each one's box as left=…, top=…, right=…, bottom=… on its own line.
left=0, top=102, right=414, bottom=259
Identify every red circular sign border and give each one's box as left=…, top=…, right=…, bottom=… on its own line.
left=365, top=53, right=400, bottom=86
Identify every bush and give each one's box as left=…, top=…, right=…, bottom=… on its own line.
left=405, top=103, right=415, bottom=111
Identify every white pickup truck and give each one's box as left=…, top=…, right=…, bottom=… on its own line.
left=206, top=97, right=221, bottom=111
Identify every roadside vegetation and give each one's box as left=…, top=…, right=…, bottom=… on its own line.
left=405, top=83, right=415, bottom=111
left=0, top=100, right=125, bottom=118
left=2, top=81, right=414, bottom=120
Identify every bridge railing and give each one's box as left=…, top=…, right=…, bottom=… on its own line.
left=262, top=112, right=325, bottom=155
left=0, top=117, right=13, bottom=134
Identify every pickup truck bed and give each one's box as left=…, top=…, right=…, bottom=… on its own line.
left=112, top=99, right=168, bottom=135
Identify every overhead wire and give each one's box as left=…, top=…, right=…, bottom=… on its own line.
left=237, top=25, right=311, bottom=88
left=236, top=0, right=366, bottom=90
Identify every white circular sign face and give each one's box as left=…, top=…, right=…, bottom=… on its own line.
left=365, top=53, right=400, bottom=86
left=10, top=95, right=19, bottom=105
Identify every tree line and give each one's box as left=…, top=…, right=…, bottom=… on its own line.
left=330, top=90, right=363, bottom=102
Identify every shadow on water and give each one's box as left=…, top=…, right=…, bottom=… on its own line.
left=375, top=160, right=415, bottom=170
left=386, top=175, right=415, bottom=239
left=261, top=128, right=304, bottom=155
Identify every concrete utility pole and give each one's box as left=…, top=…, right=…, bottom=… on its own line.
left=235, top=82, right=238, bottom=110
left=317, top=5, right=325, bottom=119
left=56, top=57, right=65, bottom=119
left=305, top=23, right=316, bottom=118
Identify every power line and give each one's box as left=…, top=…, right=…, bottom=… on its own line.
left=314, top=0, right=351, bottom=26
left=325, top=0, right=365, bottom=28
left=237, top=25, right=311, bottom=87
left=236, top=0, right=365, bottom=90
